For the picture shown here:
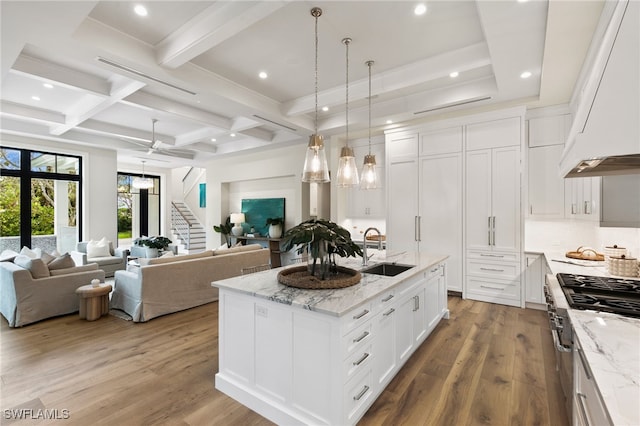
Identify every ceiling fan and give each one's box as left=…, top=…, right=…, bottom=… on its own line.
left=125, top=118, right=194, bottom=160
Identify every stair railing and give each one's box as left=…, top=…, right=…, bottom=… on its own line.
left=171, top=202, right=195, bottom=249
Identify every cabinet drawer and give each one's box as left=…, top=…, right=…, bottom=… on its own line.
left=343, top=343, right=373, bottom=382
left=466, top=276, right=520, bottom=300
left=372, top=289, right=396, bottom=314
left=344, top=368, right=374, bottom=423
left=344, top=321, right=374, bottom=359
left=467, top=259, right=519, bottom=279
left=467, top=250, right=520, bottom=262
left=342, top=302, right=373, bottom=335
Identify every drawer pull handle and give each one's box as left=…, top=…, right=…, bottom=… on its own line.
left=381, top=294, right=394, bottom=302
left=480, top=253, right=504, bottom=258
left=353, top=331, right=370, bottom=343
left=353, top=309, right=370, bottom=320
left=353, top=385, right=370, bottom=401
left=577, top=348, right=593, bottom=380
left=480, top=284, right=503, bottom=290
left=383, top=308, right=395, bottom=316
left=480, top=267, right=505, bottom=272
left=413, top=295, right=419, bottom=311
left=577, top=393, right=590, bottom=426
left=353, top=352, right=370, bottom=366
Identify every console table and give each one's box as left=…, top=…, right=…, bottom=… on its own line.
left=233, top=236, right=282, bottom=267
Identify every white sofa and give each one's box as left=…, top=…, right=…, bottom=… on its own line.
left=111, top=244, right=270, bottom=322
left=0, top=261, right=105, bottom=327
left=71, top=241, right=128, bottom=277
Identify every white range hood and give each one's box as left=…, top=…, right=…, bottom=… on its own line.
left=560, top=0, right=640, bottom=178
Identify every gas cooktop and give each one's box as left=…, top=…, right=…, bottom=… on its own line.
left=556, top=273, right=640, bottom=318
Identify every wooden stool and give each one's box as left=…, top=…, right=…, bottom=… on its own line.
left=76, top=283, right=112, bottom=321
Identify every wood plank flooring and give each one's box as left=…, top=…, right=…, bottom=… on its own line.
left=0, top=296, right=568, bottom=425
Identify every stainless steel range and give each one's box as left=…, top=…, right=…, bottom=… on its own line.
left=556, top=273, right=640, bottom=318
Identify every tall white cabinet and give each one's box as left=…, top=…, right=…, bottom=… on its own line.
left=386, top=128, right=463, bottom=292
left=386, top=108, right=524, bottom=305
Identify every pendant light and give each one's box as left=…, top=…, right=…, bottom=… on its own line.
left=132, top=160, right=153, bottom=189
left=360, top=60, right=379, bottom=189
left=336, top=37, right=359, bottom=187
left=302, top=7, right=330, bottom=183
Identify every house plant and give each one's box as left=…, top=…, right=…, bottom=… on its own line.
left=265, top=217, right=284, bottom=238
left=214, top=217, right=232, bottom=247
left=134, top=236, right=172, bottom=258
left=281, top=219, right=362, bottom=283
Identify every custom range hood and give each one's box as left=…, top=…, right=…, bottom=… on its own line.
left=561, top=0, right=640, bottom=178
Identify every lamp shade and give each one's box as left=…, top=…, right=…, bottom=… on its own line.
left=336, top=146, right=359, bottom=187
left=360, top=154, right=378, bottom=189
left=230, top=213, right=245, bottom=224
left=132, top=176, right=154, bottom=189
left=302, top=135, right=330, bottom=183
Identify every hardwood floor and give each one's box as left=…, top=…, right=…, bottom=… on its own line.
left=0, top=296, right=568, bottom=425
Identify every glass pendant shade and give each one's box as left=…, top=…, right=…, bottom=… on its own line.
left=336, top=146, right=359, bottom=187
left=302, top=134, right=330, bottom=183
left=360, top=154, right=378, bottom=189
left=132, top=176, right=153, bottom=189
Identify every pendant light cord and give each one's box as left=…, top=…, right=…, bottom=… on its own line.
left=367, top=61, right=373, bottom=156
left=313, top=9, right=319, bottom=135
left=344, top=38, right=350, bottom=148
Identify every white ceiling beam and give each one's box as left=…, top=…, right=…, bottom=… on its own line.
left=13, top=54, right=110, bottom=96
left=156, top=1, right=290, bottom=69
left=77, top=119, right=175, bottom=146
left=122, top=91, right=231, bottom=130
left=50, top=77, right=145, bottom=135
left=189, top=142, right=218, bottom=154
left=282, top=43, right=491, bottom=117
left=230, top=116, right=261, bottom=132
left=174, top=127, right=219, bottom=147
left=240, top=126, right=274, bottom=142
left=0, top=101, right=66, bottom=124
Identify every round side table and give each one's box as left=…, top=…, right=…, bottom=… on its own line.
left=75, top=283, right=112, bottom=321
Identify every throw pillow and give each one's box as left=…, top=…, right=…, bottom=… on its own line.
left=0, top=249, right=19, bottom=262
left=40, top=251, right=56, bottom=264
left=19, top=246, right=42, bottom=259
left=86, top=239, right=111, bottom=258
left=48, top=253, right=75, bottom=270
left=13, top=255, right=50, bottom=279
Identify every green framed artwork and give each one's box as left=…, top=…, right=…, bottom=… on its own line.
left=199, top=183, right=206, bottom=207
left=241, top=198, right=285, bottom=236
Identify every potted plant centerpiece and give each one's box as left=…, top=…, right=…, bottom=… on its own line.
left=280, top=219, right=363, bottom=288
left=214, top=217, right=232, bottom=247
left=134, top=236, right=172, bottom=258
left=265, top=217, right=284, bottom=238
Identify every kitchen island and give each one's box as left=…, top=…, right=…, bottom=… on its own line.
left=212, top=251, right=449, bottom=425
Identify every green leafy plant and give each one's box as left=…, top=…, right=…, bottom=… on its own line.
left=282, top=219, right=362, bottom=279
left=265, top=217, right=284, bottom=226
left=134, top=236, right=172, bottom=249
left=214, top=216, right=232, bottom=247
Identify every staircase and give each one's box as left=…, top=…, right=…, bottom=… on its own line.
left=171, top=201, right=206, bottom=253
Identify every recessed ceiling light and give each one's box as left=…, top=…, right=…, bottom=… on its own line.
left=31, top=96, right=40, bottom=101
left=449, top=71, right=459, bottom=78
left=322, top=106, right=329, bottom=112
left=414, top=4, right=427, bottom=15
left=230, top=133, right=236, bottom=137
left=134, top=5, right=148, bottom=17
left=386, top=120, right=393, bottom=124
left=43, top=83, right=54, bottom=89
left=520, top=71, right=532, bottom=79
left=211, top=138, right=217, bottom=142
left=258, top=71, right=268, bottom=79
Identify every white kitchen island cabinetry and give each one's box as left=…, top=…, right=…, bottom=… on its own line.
left=213, top=252, right=448, bottom=426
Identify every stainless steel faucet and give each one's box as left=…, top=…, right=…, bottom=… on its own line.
left=362, top=227, right=383, bottom=266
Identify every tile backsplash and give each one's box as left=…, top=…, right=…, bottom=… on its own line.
left=525, top=220, right=640, bottom=257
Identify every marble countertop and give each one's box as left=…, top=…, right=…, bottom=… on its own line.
left=212, top=250, right=448, bottom=317
left=541, top=251, right=640, bottom=425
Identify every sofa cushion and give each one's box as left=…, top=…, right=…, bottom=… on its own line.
left=49, top=263, right=99, bottom=276
left=88, top=255, right=123, bottom=266
left=141, top=250, right=213, bottom=266
left=13, top=255, right=50, bottom=279
left=213, top=244, right=262, bottom=256
left=48, top=253, right=75, bottom=270
left=0, top=249, right=18, bottom=262
left=20, top=246, right=42, bottom=259
left=87, top=238, right=111, bottom=258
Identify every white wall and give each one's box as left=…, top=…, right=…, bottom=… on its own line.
left=205, top=142, right=310, bottom=249
left=1, top=134, right=119, bottom=246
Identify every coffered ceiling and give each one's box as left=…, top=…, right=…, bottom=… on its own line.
left=0, top=1, right=604, bottom=168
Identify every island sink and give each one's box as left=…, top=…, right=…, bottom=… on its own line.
left=361, top=262, right=415, bottom=277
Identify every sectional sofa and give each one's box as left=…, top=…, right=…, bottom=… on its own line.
left=110, top=244, right=270, bottom=322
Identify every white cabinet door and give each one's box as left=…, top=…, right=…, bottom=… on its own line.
left=528, top=115, right=569, bottom=147
left=419, top=153, right=463, bottom=291
left=528, top=144, right=565, bottom=218
left=466, top=149, right=493, bottom=251
left=373, top=305, right=396, bottom=388
left=396, top=293, right=415, bottom=363
left=387, top=156, right=419, bottom=253
left=565, top=177, right=601, bottom=221
left=525, top=253, right=544, bottom=305
left=347, top=143, right=385, bottom=218
left=492, top=146, right=521, bottom=253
